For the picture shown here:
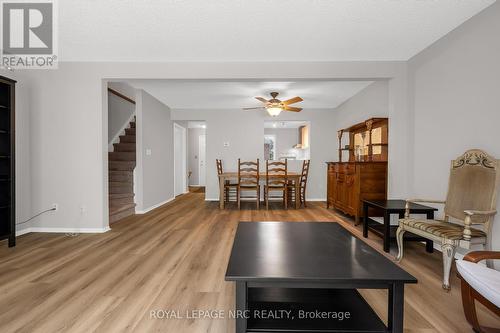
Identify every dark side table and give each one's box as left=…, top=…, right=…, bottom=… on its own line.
left=362, top=199, right=437, bottom=253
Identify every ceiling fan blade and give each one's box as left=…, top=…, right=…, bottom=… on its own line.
left=243, top=107, right=265, bottom=110
left=284, top=106, right=302, bottom=112
left=282, top=96, right=303, bottom=105
left=255, top=97, right=269, bottom=104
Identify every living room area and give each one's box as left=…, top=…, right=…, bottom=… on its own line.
left=1, top=1, right=500, bottom=332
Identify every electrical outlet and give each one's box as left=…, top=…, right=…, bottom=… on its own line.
left=52, top=203, right=58, bottom=211
left=80, top=205, right=86, bottom=214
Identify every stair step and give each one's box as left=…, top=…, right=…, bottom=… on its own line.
left=113, top=143, right=136, bottom=152
left=110, top=195, right=134, bottom=206
left=110, top=205, right=136, bottom=224
left=110, top=203, right=136, bottom=215
left=119, top=135, right=136, bottom=143
left=109, top=152, right=136, bottom=161
left=129, top=121, right=136, bottom=129
left=109, top=186, right=133, bottom=194
left=109, top=181, right=132, bottom=187
left=109, top=161, right=135, bottom=171
left=109, top=171, right=133, bottom=182
left=109, top=193, right=134, bottom=200
left=125, top=128, right=136, bottom=136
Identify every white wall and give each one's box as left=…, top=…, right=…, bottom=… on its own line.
left=0, top=71, right=32, bottom=235
left=264, top=128, right=300, bottom=159
left=135, top=90, right=174, bottom=212
left=172, top=108, right=337, bottom=200
left=333, top=80, right=389, bottom=145
left=6, top=61, right=406, bottom=232
left=333, top=80, right=389, bottom=163
left=187, top=127, right=206, bottom=186
left=107, top=82, right=135, bottom=145
left=172, top=109, right=264, bottom=200
left=408, top=2, right=500, bottom=252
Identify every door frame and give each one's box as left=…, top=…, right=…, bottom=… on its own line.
left=198, top=134, right=206, bottom=186
left=173, top=123, right=187, bottom=196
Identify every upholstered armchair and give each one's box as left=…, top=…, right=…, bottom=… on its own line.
left=457, top=251, right=500, bottom=333
left=396, top=149, right=500, bottom=290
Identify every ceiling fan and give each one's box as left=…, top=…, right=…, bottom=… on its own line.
left=243, top=92, right=303, bottom=117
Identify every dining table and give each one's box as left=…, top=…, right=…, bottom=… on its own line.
left=217, top=172, right=301, bottom=209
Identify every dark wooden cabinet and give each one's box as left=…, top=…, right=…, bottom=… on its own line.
left=0, top=76, right=15, bottom=247
left=327, top=162, right=387, bottom=223
left=328, top=117, right=388, bottom=223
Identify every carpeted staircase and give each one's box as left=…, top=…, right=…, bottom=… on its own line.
left=109, top=118, right=136, bottom=223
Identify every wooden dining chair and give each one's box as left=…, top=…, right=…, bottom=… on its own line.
left=264, top=159, right=288, bottom=210
left=288, top=159, right=310, bottom=208
left=237, top=159, right=260, bottom=209
left=216, top=159, right=237, bottom=205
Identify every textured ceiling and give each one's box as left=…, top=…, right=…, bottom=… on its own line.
left=125, top=80, right=375, bottom=109
left=59, top=0, right=495, bottom=61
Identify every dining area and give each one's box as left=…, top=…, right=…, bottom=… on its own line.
left=217, top=159, right=310, bottom=210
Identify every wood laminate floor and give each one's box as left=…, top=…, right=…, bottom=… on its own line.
left=0, top=192, right=498, bottom=332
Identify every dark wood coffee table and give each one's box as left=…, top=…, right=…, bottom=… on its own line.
left=362, top=199, right=438, bottom=253
left=225, top=222, right=417, bottom=333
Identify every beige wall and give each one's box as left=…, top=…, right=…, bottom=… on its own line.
left=172, top=108, right=337, bottom=200
left=135, top=90, right=174, bottom=212
left=1, top=60, right=409, bottom=231
left=264, top=128, right=299, bottom=159
left=187, top=127, right=206, bottom=186
left=107, top=82, right=135, bottom=145
left=332, top=80, right=389, bottom=160
left=408, top=2, right=500, bottom=253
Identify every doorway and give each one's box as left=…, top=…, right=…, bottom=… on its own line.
left=174, top=123, right=187, bottom=196
left=186, top=121, right=206, bottom=191
left=198, top=134, right=206, bottom=186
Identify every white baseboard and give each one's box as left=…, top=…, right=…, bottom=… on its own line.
left=16, top=226, right=111, bottom=236
left=136, top=197, right=175, bottom=214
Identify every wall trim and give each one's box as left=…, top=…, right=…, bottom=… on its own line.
left=108, top=87, right=136, bottom=104
left=16, top=226, right=111, bottom=236
left=108, top=111, right=136, bottom=151
left=136, top=197, right=175, bottom=214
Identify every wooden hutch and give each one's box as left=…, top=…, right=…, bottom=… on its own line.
left=326, top=118, right=388, bottom=223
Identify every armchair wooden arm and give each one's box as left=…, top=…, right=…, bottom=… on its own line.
left=463, top=210, right=498, bottom=241
left=463, top=251, right=500, bottom=263
left=463, top=210, right=497, bottom=217
left=459, top=251, right=500, bottom=333
left=404, top=199, right=446, bottom=218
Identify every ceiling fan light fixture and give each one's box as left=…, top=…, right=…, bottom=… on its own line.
left=266, top=106, right=282, bottom=117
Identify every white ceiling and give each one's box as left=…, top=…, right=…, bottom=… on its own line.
left=126, top=80, right=374, bottom=109
left=60, top=0, right=495, bottom=62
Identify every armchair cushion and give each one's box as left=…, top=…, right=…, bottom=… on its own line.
left=399, top=218, right=486, bottom=240
left=457, top=260, right=500, bottom=308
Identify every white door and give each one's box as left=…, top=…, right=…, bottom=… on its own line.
left=174, top=124, right=187, bottom=196
left=198, top=134, right=206, bottom=186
